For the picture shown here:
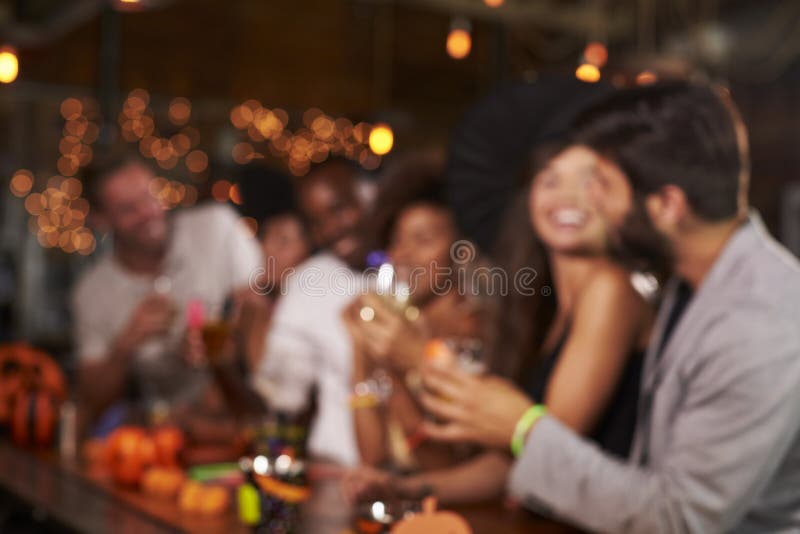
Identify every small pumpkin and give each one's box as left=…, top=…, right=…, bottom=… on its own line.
left=152, top=425, right=185, bottom=467
left=141, top=466, right=186, bottom=499
left=178, top=481, right=230, bottom=515
left=105, top=426, right=158, bottom=486
left=391, top=497, right=472, bottom=534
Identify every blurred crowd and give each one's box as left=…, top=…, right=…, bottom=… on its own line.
left=69, top=78, right=800, bottom=532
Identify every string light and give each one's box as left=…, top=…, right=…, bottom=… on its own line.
left=368, top=123, right=394, bottom=156
left=168, top=97, right=191, bottom=126
left=229, top=184, right=243, bottom=205
left=636, top=70, right=658, bottom=85
left=446, top=18, right=472, bottom=60
left=0, top=46, right=19, bottom=84
left=583, top=42, right=608, bottom=68
left=114, top=0, right=144, bottom=12
left=211, top=180, right=233, bottom=202
left=232, top=142, right=255, bottom=164
left=9, top=170, right=33, bottom=197
left=185, top=150, right=208, bottom=173
left=229, top=100, right=385, bottom=172
left=575, top=63, right=601, bottom=83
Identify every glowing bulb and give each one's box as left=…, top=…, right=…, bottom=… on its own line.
left=0, top=47, right=19, bottom=84
left=114, top=0, right=143, bottom=12
left=583, top=42, right=608, bottom=68
left=575, top=63, right=601, bottom=83
left=371, top=501, right=386, bottom=521
left=636, top=70, right=658, bottom=85
left=253, top=455, right=268, bottom=475
left=368, top=123, right=394, bottom=156
left=446, top=29, right=472, bottom=59
left=483, top=0, right=504, bottom=6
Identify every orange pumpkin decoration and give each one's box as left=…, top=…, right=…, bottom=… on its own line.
left=105, top=426, right=158, bottom=486
left=391, top=497, right=472, bottom=534
left=141, top=466, right=186, bottom=499
left=178, top=481, right=230, bottom=515
left=10, top=390, right=58, bottom=448
left=0, top=344, right=66, bottom=431
left=152, top=425, right=185, bottom=467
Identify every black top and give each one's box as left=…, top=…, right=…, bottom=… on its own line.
left=526, top=330, right=644, bottom=459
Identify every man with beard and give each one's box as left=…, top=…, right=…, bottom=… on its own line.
left=418, top=83, right=800, bottom=532
left=251, top=158, right=371, bottom=466
left=73, top=153, right=262, bottom=428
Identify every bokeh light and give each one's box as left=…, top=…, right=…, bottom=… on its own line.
left=229, top=184, right=243, bottom=205
left=446, top=29, right=471, bottom=60
left=636, top=70, right=658, bottom=85
left=60, top=98, right=83, bottom=121
left=185, top=150, right=209, bottom=173
left=168, top=97, right=192, bottom=126
left=10, top=170, right=34, bottom=197
left=368, top=123, right=394, bottom=155
left=232, top=142, right=255, bottom=164
left=170, top=133, right=191, bottom=156
left=0, top=46, right=19, bottom=84
left=575, top=63, right=601, bottom=83
left=181, top=185, right=198, bottom=207
left=584, top=42, right=608, bottom=68
left=211, top=180, right=233, bottom=202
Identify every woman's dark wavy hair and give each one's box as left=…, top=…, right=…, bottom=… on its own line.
left=365, top=154, right=450, bottom=253
left=485, top=141, right=569, bottom=382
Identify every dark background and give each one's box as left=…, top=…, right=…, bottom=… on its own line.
left=0, top=0, right=799, bottom=354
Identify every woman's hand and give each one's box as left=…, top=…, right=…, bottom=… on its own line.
left=419, top=363, right=534, bottom=449
left=344, top=293, right=428, bottom=373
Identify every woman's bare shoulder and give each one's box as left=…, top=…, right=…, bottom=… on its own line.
left=580, top=261, right=648, bottom=309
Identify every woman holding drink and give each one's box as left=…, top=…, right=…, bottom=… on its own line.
left=343, top=141, right=655, bottom=504
left=343, top=156, right=487, bottom=472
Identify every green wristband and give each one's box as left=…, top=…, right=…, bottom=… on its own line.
left=511, top=404, right=547, bottom=457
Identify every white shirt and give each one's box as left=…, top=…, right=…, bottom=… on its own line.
left=253, top=252, right=363, bottom=466
left=72, top=203, right=263, bottom=404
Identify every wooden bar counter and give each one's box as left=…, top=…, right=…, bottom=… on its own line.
left=0, top=440, right=573, bottom=533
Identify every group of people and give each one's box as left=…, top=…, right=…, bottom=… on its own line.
left=71, top=80, right=800, bottom=532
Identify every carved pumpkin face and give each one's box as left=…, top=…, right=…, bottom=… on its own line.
left=106, top=426, right=158, bottom=486
left=0, top=343, right=67, bottom=430
left=0, top=344, right=66, bottom=427
left=24, top=350, right=67, bottom=401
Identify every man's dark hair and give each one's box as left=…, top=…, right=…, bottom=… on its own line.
left=574, top=82, right=747, bottom=221
left=82, top=150, right=151, bottom=210
left=296, top=156, right=359, bottom=199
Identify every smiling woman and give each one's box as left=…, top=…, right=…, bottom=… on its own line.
left=485, top=140, right=652, bottom=459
